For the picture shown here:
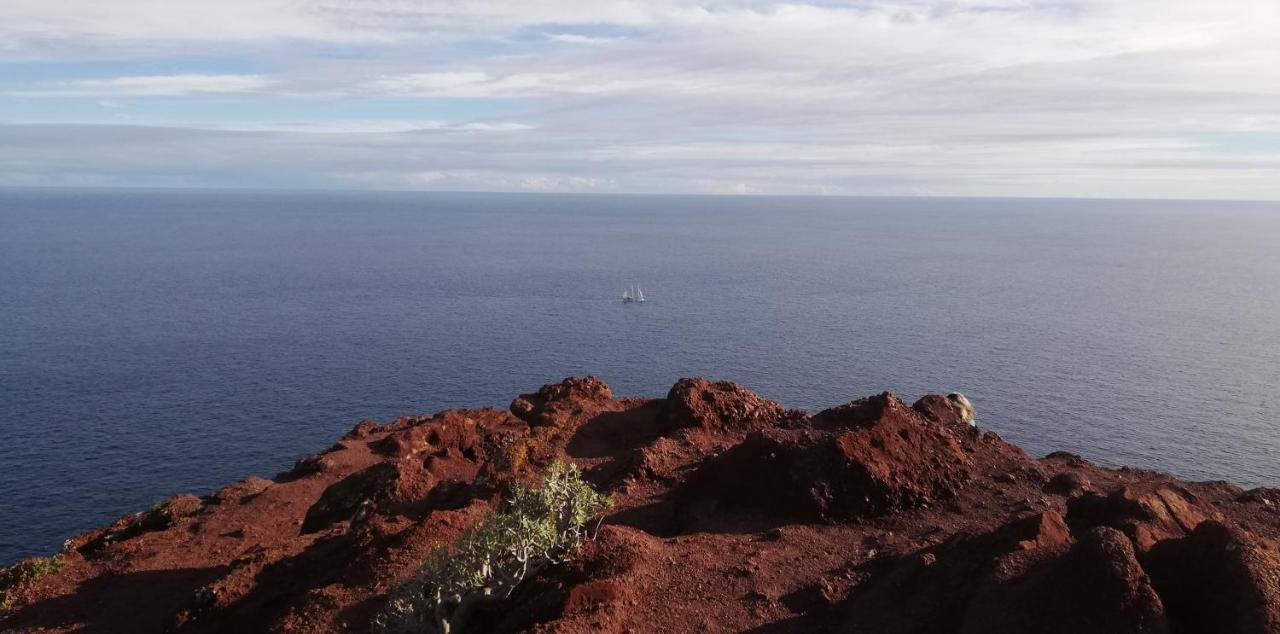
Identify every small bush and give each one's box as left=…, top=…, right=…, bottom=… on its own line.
left=373, top=461, right=611, bottom=634
left=0, top=555, right=64, bottom=616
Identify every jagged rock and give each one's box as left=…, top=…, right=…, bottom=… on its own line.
left=1240, top=487, right=1280, bottom=507
left=285, top=454, right=335, bottom=479
left=841, top=516, right=1168, bottom=634
left=9, top=378, right=1279, bottom=634
left=1144, top=520, right=1280, bottom=633
left=302, top=462, right=402, bottom=533
left=510, top=376, right=612, bottom=427
left=812, top=392, right=912, bottom=430
left=913, top=392, right=977, bottom=427
left=153, top=494, right=204, bottom=524
left=300, top=448, right=487, bottom=534
left=70, top=494, right=205, bottom=554
left=207, top=477, right=274, bottom=505
left=679, top=393, right=1035, bottom=522
left=961, top=527, right=1169, bottom=634
left=948, top=392, right=976, bottom=424
left=369, top=423, right=439, bottom=458
left=1006, top=510, right=1074, bottom=550
left=663, top=377, right=784, bottom=432
left=1068, top=485, right=1216, bottom=551
left=841, top=511, right=1075, bottom=633
left=480, top=525, right=660, bottom=633
left=1045, top=471, right=1091, bottom=497
left=344, top=420, right=383, bottom=440
left=911, top=394, right=961, bottom=425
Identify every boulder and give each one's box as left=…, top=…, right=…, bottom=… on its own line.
left=1044, top=471, right=1091, bottom=497
left=947, top=392, right=976, bottom=425
left=510, top=376, right=612, bottom=427
left=842, top=511, right=1076, bottom=633
left=71, top=494, right=205, bottom=554
left=1144, top=520, right=1280, bottom=634
left=960, top=527, right=1169, bottom=634
left=663, top=377, right=784, bottom=432
left=207, top=477, right=274, bottom=505
left=679, top=394, right=1033, bottom=522
left=911, top=393, right=977, bottom=427
left=302, top=462, right=403, bottom=533
left=1067, top=486, right=1216, bottom=551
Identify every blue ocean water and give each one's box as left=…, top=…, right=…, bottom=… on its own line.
left=2, top=188, right=1279, bottom=564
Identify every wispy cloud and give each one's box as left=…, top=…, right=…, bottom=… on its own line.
left=16, top=74, right=276, bottom=96
left=216, top=120, right=536, bottom=133
left=1, top=1, right=1279, bottom=198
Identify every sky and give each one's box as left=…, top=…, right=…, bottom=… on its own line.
left=1, top=0, right=1279, bottom=198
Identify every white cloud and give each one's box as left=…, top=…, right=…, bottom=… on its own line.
left=367, top=71, right=657, bottom=98
left=0, top=0, right=658, bottom=56
left=19, top=74, right=276, bottom=96
left=337, top=168, right=617, bottom=192
left=2, top=1, right=1280, bottom=198
left=544, top=33, right=627, bottom=45
left=206, top=120, right=535, bottom=134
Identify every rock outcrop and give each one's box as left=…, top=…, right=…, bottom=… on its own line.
left=663, top=377, right=786, bottom=432
left=3, top=376, right=1278, bottom=633
left=510, top=375, right=612, bottom=427
left=677, top=392, right=1035, bottom=523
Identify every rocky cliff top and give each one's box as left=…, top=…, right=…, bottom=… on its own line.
left=4, top=376, right=1279, bottom=633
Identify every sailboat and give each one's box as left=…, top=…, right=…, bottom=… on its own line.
left=621, top=286, right=646, bottom=304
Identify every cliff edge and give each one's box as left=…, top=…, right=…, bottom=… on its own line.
left=4, top=376, right=1279, bottom=633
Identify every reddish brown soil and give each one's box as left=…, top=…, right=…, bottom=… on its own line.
left=4, top=376, right=1279, bottom=633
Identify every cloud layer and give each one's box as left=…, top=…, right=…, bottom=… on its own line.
left=2, top=1, right=1279, bottom=198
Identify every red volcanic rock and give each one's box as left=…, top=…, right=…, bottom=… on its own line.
left=207, top=477, right=273, bottom=506
left=681, top=393, right=1037, bottom=522
left=811, top=391, right=907, bottom=430
left=1239, top=487, right=1280, bottom=507
left=70, top=493, right=206, bottom=555
left=961, top=527, right=1169, bottom=634
left=1045, top=471, right=1091, bottom=497
left=1004, top=510, right=1073, bottom=551
left=1145, top=520, right=1280, bottom=633
left=5, top=378, right=1279, bottom=634
left=302, top=461, right=409, bottom=533
left=156, top=494, right=204, bottom=523
left=843, top=514, right=1169, bottom=634
left=663, top=377, right=785, bottom=432
left=511, top=376, right=613, bottom=427
left=841, top=510, right=1075, bottom=633
left=305, top=412, right=523, bottom=533
left=1067, top=485, right=1217, bottom=551
left=483, top=525, right=660, bottom=633
left=911, top=393, right=975, bottom=427
left=344, top=420, right=383, bottom=440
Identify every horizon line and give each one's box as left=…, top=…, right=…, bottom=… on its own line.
left=3, top=183, right=1279, bottom=206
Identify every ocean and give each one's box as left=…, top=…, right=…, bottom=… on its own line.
left=2, top=187, right=1278, bottom=564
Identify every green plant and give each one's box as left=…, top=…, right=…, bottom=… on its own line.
left=0, top=555, right=64, bottom=616
left=373, top=461, right=611, bottom=634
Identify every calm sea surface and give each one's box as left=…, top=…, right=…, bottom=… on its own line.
left=2, top=188, right=1279, bottom=563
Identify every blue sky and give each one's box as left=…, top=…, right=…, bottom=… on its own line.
left=2, top=0, right=1279, bottom=198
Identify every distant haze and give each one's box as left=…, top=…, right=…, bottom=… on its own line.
left=2, top=1, right=1279, bottom=199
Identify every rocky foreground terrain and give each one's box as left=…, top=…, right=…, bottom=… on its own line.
left=4, top=376, right=1279, bottom=633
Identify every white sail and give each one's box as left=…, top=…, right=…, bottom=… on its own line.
left=636, top=287, right=645, bottom=302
